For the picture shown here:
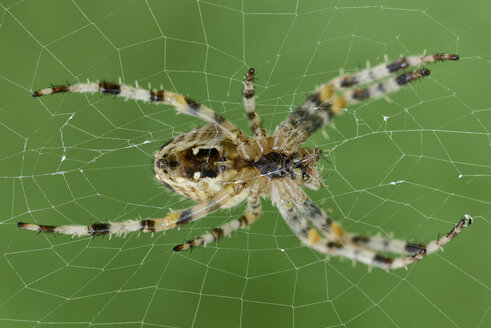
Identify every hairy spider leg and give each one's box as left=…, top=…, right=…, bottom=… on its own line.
left=173, top=195, right=261, bottom=251
left=281, top=202, right=472, bottom=270
left=331, top=53, right=459, bottom=88
left=275, top=53, right=459, bottom=139
left=275, top=69, right=427, bottom=138
left=329, top=68, right=431, bottom=111
left=279, top=201, right=425, bottom=271
left=342, top=232, right=425, bottom=255
left=278, top=203, right=312, bottom=241
left=342, top=215, right=473, bottom=255
left=295, top=197, right=345, bottom=243
left=18, top=182, right=248, bottom=238
left=33, top=81, right=248, bottom=144
left=243, top=68, right=266, bottom=137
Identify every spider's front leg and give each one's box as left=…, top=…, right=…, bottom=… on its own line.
left=275, top=53, right=459, bottom=139
left=320, top=215, right=472, bottom=270
left=280, top=200, right=472, bottom=270
left=295, top=196, right=345, bottom=244
left=330, top=53, right=459, bottom=88
left=173, top=195, right=262, bottom=251
left=18, top=183, right=248, bottom=238
left=342, top=215, right=473, bottom=256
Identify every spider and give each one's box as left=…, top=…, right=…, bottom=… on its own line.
left=18, top=53, right=472, bottom=271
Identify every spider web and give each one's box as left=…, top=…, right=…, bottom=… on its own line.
left=0, top=0, right=490, bottom=327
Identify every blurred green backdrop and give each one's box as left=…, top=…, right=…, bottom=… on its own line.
left=0, top=0, right=490, bottom=327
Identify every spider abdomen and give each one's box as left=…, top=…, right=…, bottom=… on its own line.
left=153, top=125, right=239, bottom=202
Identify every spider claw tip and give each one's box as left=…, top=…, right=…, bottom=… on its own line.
left=419, top=68, right=430, bottom=77
left=458, top=215, right=473, bottom=228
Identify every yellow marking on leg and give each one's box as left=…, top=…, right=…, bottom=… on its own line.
left=166, top=92, right=187, bottom=112
left=330, top=221, right=345, bottom=239
left=162, top=212, right=180, bottom=229
left=308, top=228, right=322, bottom=245
left=332, top=96, right=346, bottom=114
left=245, top=211, right=257, bottom=221
left=319, top=84, right=335, bottom=102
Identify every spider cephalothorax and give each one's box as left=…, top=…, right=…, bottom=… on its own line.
left=19, top=54, right=472, bottom=270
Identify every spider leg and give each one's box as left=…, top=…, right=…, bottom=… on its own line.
left=274, top=53, right=458, bottom=139
left=278, top=202, right=413, bottom=269
left=18, top=183, right=248, bottom=238
left=343, top=214, right=473, bottom=256
left=331, top=53, right=458, bottom=88
left=295, top=197, right=345, bottom=243
left=323, top=215, right=472, bottom=270
left=343, top=232, right=426, bottom=255
left=295, top=196, right=418, bottom=253
left=33, top=81, right=247, bottom=143
left=281, top=201, right=472, bottom=270
left=173, top=195, right=261, bottom=251
left=243, top=68, right=266, bottom=137
left=329, top=68, right=431, bottom=111
left=278, top=205, right=312, bottom=240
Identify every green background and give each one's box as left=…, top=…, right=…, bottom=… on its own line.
left=0, top=0, right=490, bottom=327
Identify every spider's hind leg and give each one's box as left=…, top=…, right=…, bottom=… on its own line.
left=33, top=81, right=248, bottom=144
left=173, top=196, right=261, bottom=252
left=18, top=183, right=249, bottom=238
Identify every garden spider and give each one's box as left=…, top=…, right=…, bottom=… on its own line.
left=18, top=53, right=472, bottom=271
